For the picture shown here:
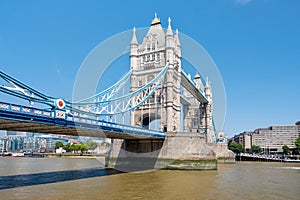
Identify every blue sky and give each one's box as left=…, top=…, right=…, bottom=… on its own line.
left=0, top=0, right=299, bottom=137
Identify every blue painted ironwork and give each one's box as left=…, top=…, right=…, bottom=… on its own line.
left=0, top=62, right=215, bottom=139
left=76, top=69, right=132, bottom=103
left=0, top=101, right=164, bottom=138
left=0, top=70, right=57, bottom=106
left=0, top=66, right=170, bottom=138
left=0, top=63, right=169, bottom=117
left=68, top=63, right=170, bottom=116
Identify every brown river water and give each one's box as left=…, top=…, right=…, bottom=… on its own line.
left=0, top=157, right=299, bottom=200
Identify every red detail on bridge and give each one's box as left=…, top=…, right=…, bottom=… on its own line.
left=56, top=99, right=65, bottom=109
left=58, top=101, right=63, bottom=107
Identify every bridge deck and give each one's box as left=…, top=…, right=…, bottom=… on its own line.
left=0, top=102, right=164, bottom=139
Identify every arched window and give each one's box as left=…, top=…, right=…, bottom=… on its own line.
left=152, top=43, right=155, bottom=50
left=147, top=43, right=150, bottom=51
left=156, top=53, right=160, bottom=60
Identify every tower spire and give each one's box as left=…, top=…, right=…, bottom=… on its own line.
left=166, top=17, right=173, bottom=35
left=131, top=27, right=138, bottom=45
left=175, top=29, right=180, bottom=46
left=168, top=17, right=171, bottom=27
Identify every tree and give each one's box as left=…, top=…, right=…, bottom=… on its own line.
left=282, top=145, right=290, bottom=155
left=63, top=143, right=71, bottom=152
left=80, top=143, right=88, bottom=153
left=55, top=141, right=64, bottom=149
left=74, top=144, right=81, bottom=153
left=295, top=137, right=300, bottom=154
left=70, top=144, right=81, bottom=153
left=251, top=145, right=262, bottom=154
left=229, top=141, right=243, bottom=153
left=86, top=142, right=98, bottom=151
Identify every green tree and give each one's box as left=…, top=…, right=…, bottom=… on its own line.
left=86, top=142, right=98, bottom=151
left=251, top=145, right=262, bottom=154
left=80, top=143, right=88, bottom=153
left=295, top=137, right=300, bottom=154
left=282, top=145, right=290, bottom=155
left=63, top=143, right=71, bottom=152
left=69, top=144, right=79, bottom=153
left=74, top=144, right=81, bottom=153
left=54, top=141, right=64, bottom=149
left=229, top=141, right=243, bottom=153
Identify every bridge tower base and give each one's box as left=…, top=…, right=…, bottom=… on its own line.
left=105, top=132, right=234, bottom=172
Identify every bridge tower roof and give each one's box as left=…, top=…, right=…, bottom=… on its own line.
left=151, top=13, right=161, bottom=25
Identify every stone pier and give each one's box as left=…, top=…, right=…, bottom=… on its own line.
left=106, top=132, right=235, bottom=172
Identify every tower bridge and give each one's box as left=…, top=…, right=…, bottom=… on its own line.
left=0, top=15, right=234, bottom=170
left=129, top=16, right=214, bottom=141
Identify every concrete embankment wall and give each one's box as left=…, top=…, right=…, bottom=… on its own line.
left=106, top=132, right=235, bottom=171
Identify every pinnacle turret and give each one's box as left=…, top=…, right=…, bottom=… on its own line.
left=130, top=27, right=138, bottom=45
left=175, top=29, right=180, bottom=46
left=166, top=17, right=173, bottom=35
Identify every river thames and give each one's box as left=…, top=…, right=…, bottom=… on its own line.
left=0, top=157, right=299, bottom=199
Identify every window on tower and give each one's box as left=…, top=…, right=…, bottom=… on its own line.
left=151, top=54, right=155, bottom=61
left=152, top=43, right=155, bottom=50
left=138, top=80, right=142, bottom=87
left=150, top=93, right=155, bottom=103
left=156, top=53, right=160, bottom=60
left=147, top=43, right=150, bottom=51
left=156, top=96, right=161, bottom=103
left=147, top=54, right=150, bottom=62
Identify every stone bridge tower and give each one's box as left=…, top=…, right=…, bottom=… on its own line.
left=107, top=15, right=226, bottom=171
left=130, top=14, right=181, bottom=132
left=182, top=73, right=214, bottom=143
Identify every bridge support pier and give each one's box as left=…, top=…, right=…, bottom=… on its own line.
left=106, top=132, right=234, bottom=172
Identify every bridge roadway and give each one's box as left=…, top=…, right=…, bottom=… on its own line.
left=0, top=102, right=164, bottom=139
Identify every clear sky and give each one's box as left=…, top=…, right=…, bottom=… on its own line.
left=0, top=0, right=299, bottom=137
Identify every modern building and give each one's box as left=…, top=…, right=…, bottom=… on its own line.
left=229, top=121, right=300, bottom=153
left=0, top=131, right=69, bottom=152
left=252, top=124, right=299, bottom=153
left=0, top=130, right=110, bottom=153
left=228, top=131, right=252, bottom=152
left=297, top=121, right=300, bottom=135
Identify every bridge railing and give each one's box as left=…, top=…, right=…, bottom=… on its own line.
left=69, top=113, right=164, bottom=137
left=0, top=102, right=164, bottom=138
left=0, top=102, right=53, bottom=118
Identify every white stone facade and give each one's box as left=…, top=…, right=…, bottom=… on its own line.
left=129, top=15, right=214, bottom=142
